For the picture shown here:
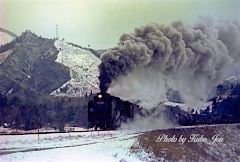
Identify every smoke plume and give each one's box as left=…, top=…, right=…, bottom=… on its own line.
left=99, top=19, right=240, bottom=108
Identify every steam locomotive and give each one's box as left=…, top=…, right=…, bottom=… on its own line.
left=88, top=93, right=134, bottom=130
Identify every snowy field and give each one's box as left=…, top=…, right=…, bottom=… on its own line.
left=0, top=130, right=145, bottom=162
left=1, top=124, right=239, bottom=162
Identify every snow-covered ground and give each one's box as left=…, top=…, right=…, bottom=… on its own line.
left=1, top=124, right=239, bottom=162
left=135, top=123, right=240, bottom=161
left=0, top=127, right=57, bottom=134
left=0, top=126, right=89, bottom=135
left=50, top=40, right=101, bottom=97
left=0, top=130, right=144, bottom=162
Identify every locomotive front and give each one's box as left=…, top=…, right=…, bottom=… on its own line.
left=88, top=93, right=113, bottom=130
left=88, top=92, right=135, bottom=130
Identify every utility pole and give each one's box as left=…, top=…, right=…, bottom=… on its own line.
left=56, top=24, right=59, bottom=40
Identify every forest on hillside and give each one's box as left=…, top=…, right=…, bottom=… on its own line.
left=0, top=93, right=91, bottom=131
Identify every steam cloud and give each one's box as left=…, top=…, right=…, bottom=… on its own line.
left=99, top=19, right=240, bottom=109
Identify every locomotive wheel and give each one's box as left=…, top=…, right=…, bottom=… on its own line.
left=99, top=124, right=107, bottom=130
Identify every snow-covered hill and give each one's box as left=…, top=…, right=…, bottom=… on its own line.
left=0, top=28, right=16, bottom=64
left=164, top=74, right=240, bottom=114
left=218, top=75, right=240, bottom=95
left=50, top=40, right=101, bottom=97
left=164, top=101, right=213, bottom=114
left=0, top=28, right=17, bottom=45
left=0, top=31, right=101, bottom=97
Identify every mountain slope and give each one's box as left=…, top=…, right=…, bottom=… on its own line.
left=0, top=30, right=100, bottom=97
left=50, top=40, right=100, bottom=97
left=0, top=30, right=70, bottom=94
left=0, top=27, right=17, bottom=45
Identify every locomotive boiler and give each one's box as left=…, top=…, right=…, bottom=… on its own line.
left=88, top=93, right=134, bottom=130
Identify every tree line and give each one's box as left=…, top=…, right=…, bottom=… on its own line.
left=0, top=93, right=90, bottom=131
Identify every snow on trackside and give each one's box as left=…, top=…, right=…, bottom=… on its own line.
left=0, top=126, right=57, bottom=134
left=0, top=131, right=143, bottom=162
left=0, top=126, right=88, bottom=134
left=50, top=40, right=101, bottom=97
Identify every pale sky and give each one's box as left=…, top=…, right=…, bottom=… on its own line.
left=1, top=0, right=240, bottom=49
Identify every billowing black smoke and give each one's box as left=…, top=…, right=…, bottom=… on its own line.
left=99, top=19, right=240, bottom=106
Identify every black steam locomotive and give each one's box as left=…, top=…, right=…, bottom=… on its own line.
left=88, top=93, right=134, bottom=130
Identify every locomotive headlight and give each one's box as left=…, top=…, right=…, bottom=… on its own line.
left=98, top=94, right=102, bottom=99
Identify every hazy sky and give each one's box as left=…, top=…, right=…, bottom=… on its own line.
left=1, top=0, right=240, bottom=49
